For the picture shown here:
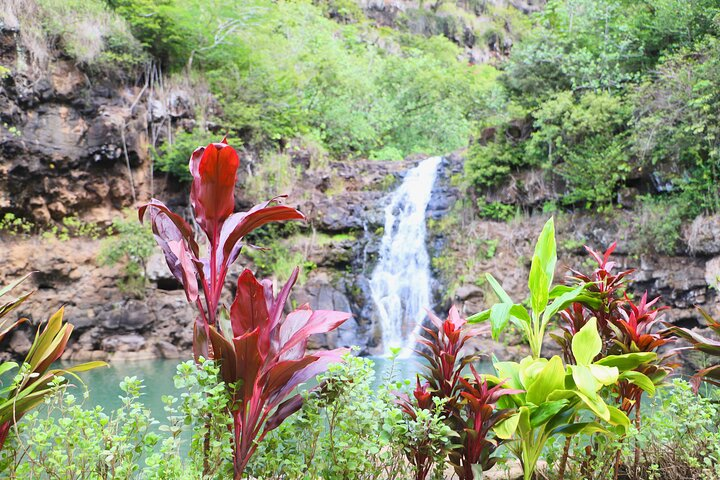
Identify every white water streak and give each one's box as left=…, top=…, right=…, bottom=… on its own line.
left=370, top=156, right=441, bottom=357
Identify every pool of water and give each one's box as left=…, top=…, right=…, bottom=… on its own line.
left=59, top=355, right=426, bottom=418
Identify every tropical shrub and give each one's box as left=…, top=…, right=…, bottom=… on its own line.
left=249, top=355, right=416, bottom=480
left=469, top=217, right=596, bottom=358
left=140, top=138, right=350, bottom=478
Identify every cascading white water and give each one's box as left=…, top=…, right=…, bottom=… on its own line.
left=370, top=156, right=442, bottom=356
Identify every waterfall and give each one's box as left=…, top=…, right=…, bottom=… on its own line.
left=370, top=156, right=442, bottom=356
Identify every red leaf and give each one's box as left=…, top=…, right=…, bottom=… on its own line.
left=189, top=141, right=239, bottom=242
left=208, top=326, right=237, bottom=385
left=231, top=270, right=271, bottom=355
left=218, top=201, right=305, bottom=270
left=233, top=329, right=263, bottom=400
left=139, top=199, right=199, bottom=256
left=263, top=394, right=304, bottom=433
left=168, top=240, right=199, bottom=303
left=277, top=310, right=351, bottom=359
left=266, top=349, right=349, bottom=408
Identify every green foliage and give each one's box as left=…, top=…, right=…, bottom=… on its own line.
left=0, top=214, right=34, bottom=236
left=98, top=212, right=156, bottom=296
left=248, top=355, right=413, bottom=479
left=545, top=379, right=720, bottom=479
left=527, top=91, right=631, bottom=208
left=245, top=152, right=299, bottom=200
left=31, top=0, right=147, bottom=72
left=245, top=239, right=316, bottom=285
left=628, top=196, right=683, bottom=256
left=153, top=130, right=211, bottom=181
left=476, top=200, right=516, bottom=222
left=2, top=360, right=233, bottom=479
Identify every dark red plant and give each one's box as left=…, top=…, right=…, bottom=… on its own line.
left=209, top=267, right=350, bottom=477
left=140, top=138, right=350, bottom=479
left=552, top=242, right=633, bottom=363
left=611, top=292, right=675, bottom=414
left=453, top=366, right=522, bottom=479
left=417, top=306, right=486, bottom=410
left=395, top=376, right=437, bottom=480
left=415, top=306, right=514, bottom=480
left=139, top=138, right=306, bottom=359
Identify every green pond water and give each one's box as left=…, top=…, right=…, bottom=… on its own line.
left=59, top=355, right=427, bottom=418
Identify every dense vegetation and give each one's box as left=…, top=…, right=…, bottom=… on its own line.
left=466, top=0, right=720, bottom=216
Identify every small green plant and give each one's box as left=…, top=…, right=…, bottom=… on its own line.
left=99, top=212, right=156, bottom=296
left=476, top=200, right=516, bottom=222
left=248, top=355, right=412, bottom=480
left=0, top=213, right=34, bottom=236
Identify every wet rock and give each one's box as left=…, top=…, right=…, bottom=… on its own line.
left=101, top=333, right=146, bottom=352
left=9, top=330, right=31, bottom=355
left=687, top=215, right=720, bottom=256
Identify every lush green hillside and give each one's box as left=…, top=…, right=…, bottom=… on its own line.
left=466, top=0, right=720, bottom=219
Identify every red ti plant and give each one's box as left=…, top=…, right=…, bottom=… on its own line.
left=665, top=307, right=720, bottom=392
left=417, top=306, right=485, bottom=411
left=415, top=306, right=514, bottom=479
left=209, top=267, right=350, bottom=477
left=454, top=366, right=522, bottom=479
left=610, top=293, right=674, bottom=415
left=140, top=139, right=350, bottom=479
left=395, top=376, right=438, bottom=480
left=551, top=242, right=633, bottom=363
left=139, top=138, right=306, bottom=358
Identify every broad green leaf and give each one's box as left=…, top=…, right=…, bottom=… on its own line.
left=494, top=412, right=520, bottom=440
left=572, top=389, right=610, bottom=421
left=589, top=365, right=619, bottom=386
left=527, top=356, right=565, bottom=404
left=542, top=284, right=587, bottom=328
left=570, top=365, right=601, bottom=398
left=529, top=399, right=569, bottom=428
left=494, top=361, right=523, bottom=392
left=529, top=259, right=549, bottom=317
left=486, top=274, right=513, bottom=304
left=517, top=406, right=531, bottom=436
left=490, top=303, right=512, bottom=340
left=532, top=217, right=557, bottom=289
left=595, top=352, right=657, bottom=371
left=519, top=356, right=547, bottom=388
left=552, top=421, right=607, bottom=436
left=509, top=305, right=532, bottom=325
left=608, top=405, right=630, bottom=433
left=467, top=309, right=490, bottom=324
left=0, top=362, right=18, bottom=377
left=572, top=318, right=602, bottom=366
left=619, top=371, right=656, bottom=395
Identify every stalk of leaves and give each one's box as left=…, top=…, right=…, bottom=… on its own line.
left=413, top=306, right=516, bottom=479
left=0, top=275, right=105, bottom=451
left=469, top=218, right=597, bottom=359
left=664, top=307, right=720, bottom=392
left=140, top=138, right=350, bottom=478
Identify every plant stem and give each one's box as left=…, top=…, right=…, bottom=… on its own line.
left=557, top=435, right=572, bottom=480
left=633, top=399, right=641, bottom=478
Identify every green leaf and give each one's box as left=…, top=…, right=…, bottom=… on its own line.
left=607, top=405, right=630, bottom=433
left=495, top=412, right=520, bottom=440
left=486, top=273, right=513, bottom=304
left=589, top=364, right=619, bottom=386
left=529, top=399, right=569, bottom=428
left=542, top=284, right=587, bottom=327
left=619, top=371, right=656, bottom=395
left=528, top=259, right=549, bottom=317
left=595, top=352, right=657, bottom=371
left=572, top=318, right=601, bottom=366
left=552, top=421, right=607, bottom=436
left=571, top=365, right=601, bottom=398
left=489, top=303, right=512, bottom=340
left=526, top=356, right=565, bottom=404
left=532, top=217, right=557, bottom=290
left=0, top=362, right=18, bottom=377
